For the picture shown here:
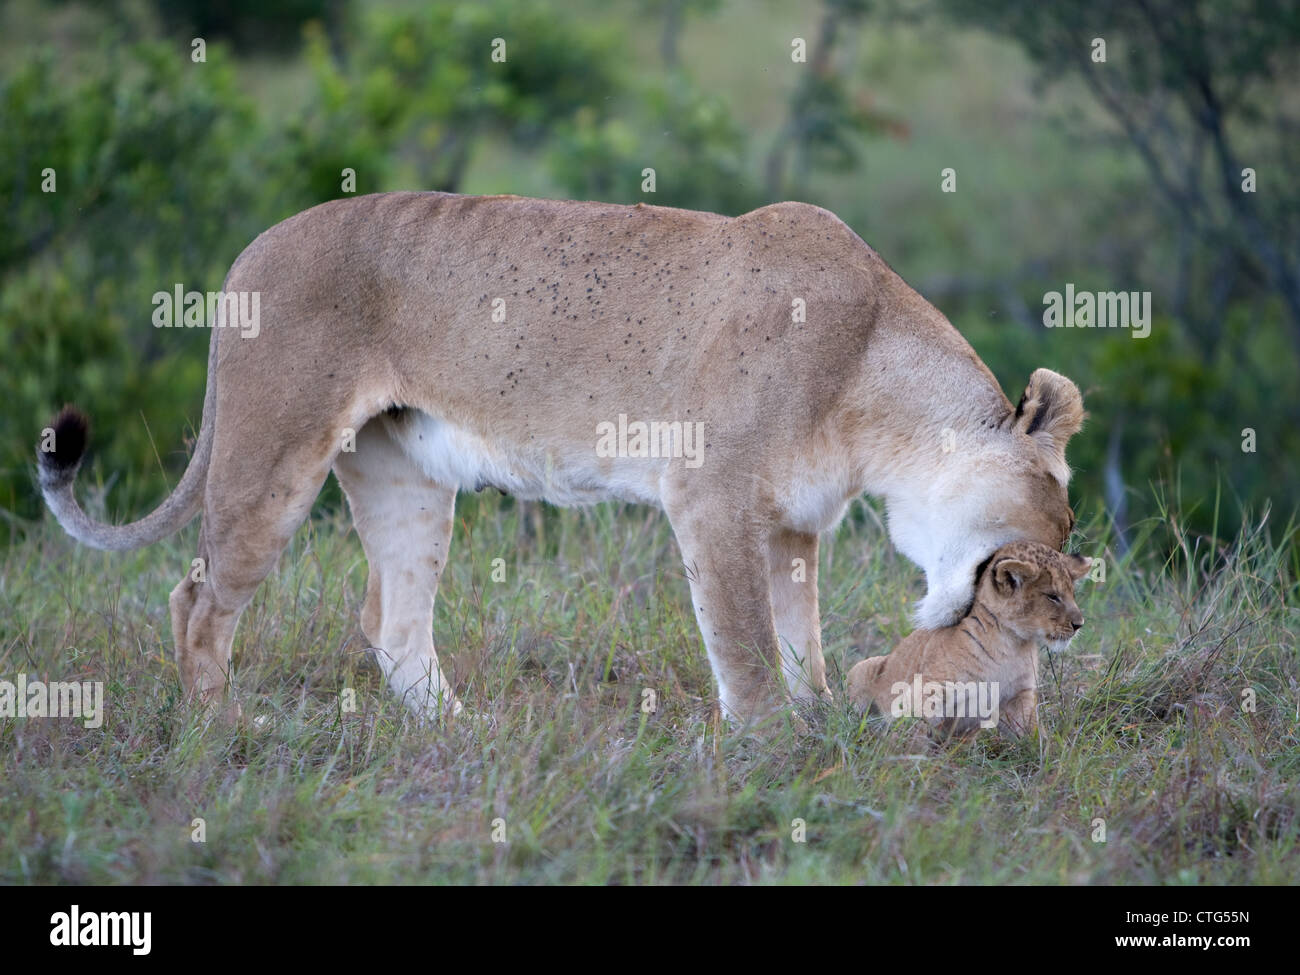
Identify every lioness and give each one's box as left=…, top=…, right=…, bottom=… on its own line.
left=38, top=192, right=1082, bottom=727
left=846, top=541, right=1090, bottom=736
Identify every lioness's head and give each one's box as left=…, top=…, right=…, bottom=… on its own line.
left=976, top=541, right=1090, bottom=650
left=893, top=367, right=1084, bottom=628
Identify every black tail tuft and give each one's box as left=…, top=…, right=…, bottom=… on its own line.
left=37, top=405, right=90, bottom=486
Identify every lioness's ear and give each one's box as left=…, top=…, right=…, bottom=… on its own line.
left=993, top=558, right=1037, bottom=595
left=1014, top=369, right=1085, bottom=478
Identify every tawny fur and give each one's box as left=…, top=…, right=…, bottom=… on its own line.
left=38, top=193, right=1084, bottom=727
left=847, top=542, right=1090, bottom=737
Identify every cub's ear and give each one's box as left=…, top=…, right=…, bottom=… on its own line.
left=1067, top=554, right=1091, bottom=582
left=1014, top=368, right=1085, bottom=479
left=846, top=656, right=889, bottom=711
left=993, top=557, right=1038, bottom=595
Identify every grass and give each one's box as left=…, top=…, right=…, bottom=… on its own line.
left=1, top=488, right=1297, bottom=885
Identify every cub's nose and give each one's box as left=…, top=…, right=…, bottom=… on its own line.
left=1071, top=618, right=1084, bottom=631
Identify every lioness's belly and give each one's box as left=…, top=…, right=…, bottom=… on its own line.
left=388, top=409, right=665, bottom=507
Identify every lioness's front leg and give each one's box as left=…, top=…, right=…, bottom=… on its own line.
left=664, top=491, right=789, bottom=727
left=769, top=528, right=832, bottom=703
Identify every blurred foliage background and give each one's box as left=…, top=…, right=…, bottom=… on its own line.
left=2, top=0, right=1297, bottom=552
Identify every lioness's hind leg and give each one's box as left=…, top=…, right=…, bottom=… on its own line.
left=333, top=418, right=460, bottom=718
left=170, top=446, right=335, bottom=715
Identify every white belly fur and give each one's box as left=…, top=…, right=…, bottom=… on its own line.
left=386, top=410, right=661, bottom=507
left=385, top=411, right=858, bottom=537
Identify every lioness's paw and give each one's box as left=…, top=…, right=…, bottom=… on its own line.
left=406, top=692, right=478, bottom=729
left=451, top=707, right=495, bottom=732
left=191, top=686, right=242, bottom=727
left=727, top=703, right=813, bottom=739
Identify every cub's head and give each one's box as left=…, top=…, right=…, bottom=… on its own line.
left=904, top=367, right=1085, bottom=628
left=975, top=541, right=1090, bottom=650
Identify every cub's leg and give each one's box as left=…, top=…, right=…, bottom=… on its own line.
left=333, top=417, right=460, bottom=718
left=999, top=687, right=1038, bottom=737
left=168, top=414, right=337, bottom=715
left=662, top=484, right=790, bottom=728
left=768, top=528, right=832, bottom=702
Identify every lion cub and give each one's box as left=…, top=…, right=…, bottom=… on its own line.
left=847, top=542, right=1089, bottom=737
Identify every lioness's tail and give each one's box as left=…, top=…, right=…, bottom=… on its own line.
left=37, top=335, right=216, bottom=552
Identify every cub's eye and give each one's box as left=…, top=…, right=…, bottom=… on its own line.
left=1045, top=593, right=1062, bottom=605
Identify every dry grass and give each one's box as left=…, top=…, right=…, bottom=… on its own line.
left=1, top=491, right=1297, bottom=884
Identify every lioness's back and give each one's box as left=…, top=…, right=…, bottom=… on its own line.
left=217, top=192, right=898, bottom=450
